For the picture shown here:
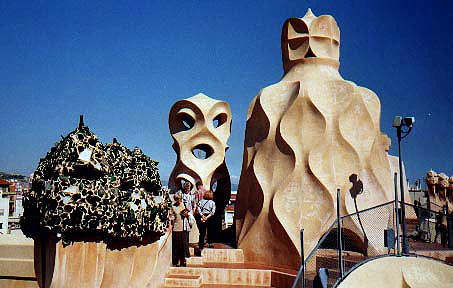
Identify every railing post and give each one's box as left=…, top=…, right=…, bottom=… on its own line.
left=397, top=129, right=409, bottom=254
left=394, top=172, right=401, bottom=256
left=337, top=188, right=344, bottom=279
left=300, top=229, right=305, bottom=288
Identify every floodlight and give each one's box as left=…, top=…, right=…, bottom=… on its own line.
left=402, top=117, right=415, bottom=127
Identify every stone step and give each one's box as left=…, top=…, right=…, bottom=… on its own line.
left=200, top=248, right=244, bottom=264
left=0, top=244, right=34, bottom=260
left=183, top=261, right=296, bottom=273
left=164, top=274, right=201, bottom=287
left=187, top=256, right=204, bottom=266
left=270, top=270, right=297, bottom=288
left=0, top=258, right=35, bottom=278
left=168, top=266, right=272, bottom=286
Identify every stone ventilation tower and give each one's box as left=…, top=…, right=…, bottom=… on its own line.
left=234, top=9, right=396, bottom=269
left=168, top=93, right=232, bottom=234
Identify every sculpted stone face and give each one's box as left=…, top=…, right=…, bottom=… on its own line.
left=438, top=173, right=448, bottom=188
left=235, top=9, right=396, bottom=269
left=425, top=170, right=449, bottom=210
left=168, top=93, right=232, bottom=230
left=437, top=173, right=448, bottom=200
left=281, top=9, right=340, bottom=72
left=448, top=177, right=453, bottom=202
left=426, top=170, right=438, bottom=186
left=168, top=93, right=231, bottom=192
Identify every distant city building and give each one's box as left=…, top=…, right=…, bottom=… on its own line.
left=0, top=177, right=29, bottom=234
left=224, top=190, right=236, bottom=229
left=0, top=179, right=13, bottom=234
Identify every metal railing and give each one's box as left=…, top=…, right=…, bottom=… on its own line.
left=403, top=202, right=452, bottom=254
left=292, top=196, right=452, bottom=288
left=292, top=197, right=398, bottom=288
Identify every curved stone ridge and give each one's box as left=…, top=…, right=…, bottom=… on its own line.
left=235, top=9, right=394, bottom=269
left=21, top=117, right=169, bottom=246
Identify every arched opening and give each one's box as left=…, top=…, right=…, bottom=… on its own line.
left=213, top=113, right=228, bottom=128
left=192, top=144, right=214, bottom=160
left=171, top=112, right=196, bottom=134
left=180, top=113, right=195, bottom=130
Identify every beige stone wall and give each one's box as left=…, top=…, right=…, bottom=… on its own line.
left=45, top=232, right=172, bottom=288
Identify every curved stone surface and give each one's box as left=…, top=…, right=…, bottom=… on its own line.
left=48, top=233, right=172, bottom=288
left=337, top=256, right=453, bottom=288
left=235, top=9, right=398, bottom=269
left=168, top=93, right=232, bottom=238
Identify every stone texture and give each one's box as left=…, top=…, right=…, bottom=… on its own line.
left=167, top=266, right=271, bottom=287
left=165, top=275, right=201, bottom=287
left=235, top=9, right=403, bottom=269
left=165, top=248, right=295, bottom=288
left=47, top=231, right=172, bottom=288
left=0, top=280, right=38, bottom=288
left=201, top=248, right=244, bottom=264
left=337, top=256, right=453, bottom=288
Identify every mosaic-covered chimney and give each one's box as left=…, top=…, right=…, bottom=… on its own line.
left=21, top=116, right=170, bottom=246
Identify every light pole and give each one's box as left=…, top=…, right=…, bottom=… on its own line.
left=392, top=116, right=415, bottom=255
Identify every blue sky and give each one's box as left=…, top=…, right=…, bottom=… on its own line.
left=1, top=1, right=452, bottom=186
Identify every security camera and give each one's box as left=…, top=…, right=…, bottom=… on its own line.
left=402, top=117, right=415, bottom=127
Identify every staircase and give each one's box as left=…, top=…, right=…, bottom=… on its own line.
left=164, top=247, right=296, bottom=288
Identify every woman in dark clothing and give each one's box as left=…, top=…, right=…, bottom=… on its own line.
left=196, top=190, right=216, bottom=250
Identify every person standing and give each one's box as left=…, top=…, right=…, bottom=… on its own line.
left=197, top=190, right=216, bottom=250
left=171, top=192, right=191, bottom=266
left=440, top=204, right=448, bottom=248
left=194, top=181, right=206, bottom=211
left=181, top=181, right=195, bottom=213
left=181, top=181, right=197, bottom=254
left=194, top=182, right=205, bottom=231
